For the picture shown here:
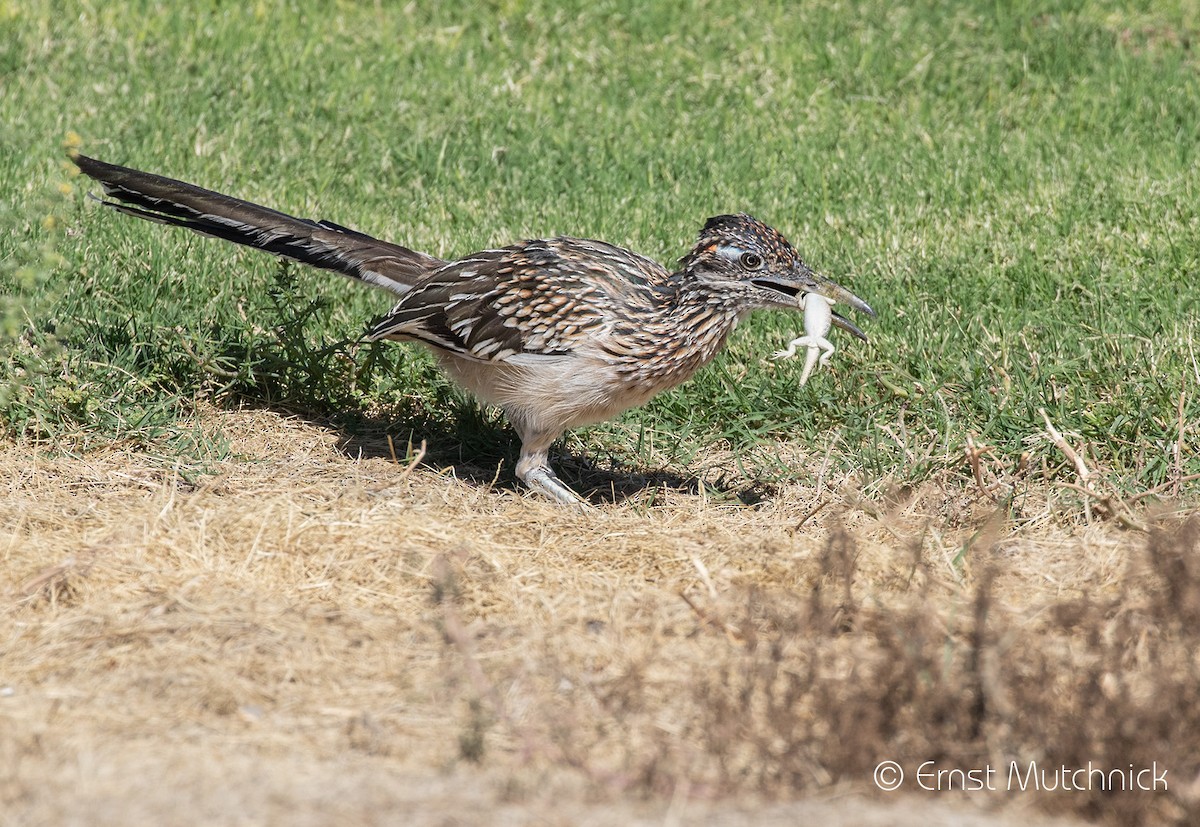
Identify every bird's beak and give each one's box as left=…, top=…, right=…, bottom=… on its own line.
left=809, top=278, right=876, bottom=342
left=829, top=309, right=870, bottom=342
left=809, top=279, right=876, bottom=319
left=753, top=264, right=876, bottom=341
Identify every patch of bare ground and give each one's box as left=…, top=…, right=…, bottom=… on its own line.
left=2, top=410, right=1197, bottom=825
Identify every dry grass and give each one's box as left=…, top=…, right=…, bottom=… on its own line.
left=2, top=410, right=1197, bottom=826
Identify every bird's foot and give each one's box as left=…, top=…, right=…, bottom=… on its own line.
left=522, top=466, right=592, bottom=510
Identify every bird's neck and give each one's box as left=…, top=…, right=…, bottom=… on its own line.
left=603, top=272, right=745, bottom=388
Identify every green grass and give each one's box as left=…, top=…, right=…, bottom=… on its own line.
left=2, top=0, right=1198, bottom=498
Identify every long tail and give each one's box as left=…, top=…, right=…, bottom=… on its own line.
left=71, top=153, right=444, bottom=295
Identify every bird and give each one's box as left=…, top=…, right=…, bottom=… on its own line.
left=71, top=153, right=875, bottom=506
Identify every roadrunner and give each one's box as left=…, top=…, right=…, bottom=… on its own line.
left=72, top=154, right=875, bottom=505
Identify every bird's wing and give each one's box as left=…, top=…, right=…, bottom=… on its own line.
left=366, top=238, right=667, bottom=362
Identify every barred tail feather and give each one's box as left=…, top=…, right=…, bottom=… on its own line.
left=71, top=153, right=443, bottom=294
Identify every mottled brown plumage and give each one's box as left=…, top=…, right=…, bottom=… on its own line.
left=72, top=153, right=875, bottom=505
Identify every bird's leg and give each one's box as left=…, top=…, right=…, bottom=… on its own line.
left=772, top=293, right=836, bottom=386
left=514, top=441, right=591, bottom=509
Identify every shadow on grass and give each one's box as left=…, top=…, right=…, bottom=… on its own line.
left=325, top=412, right=774, bottom=507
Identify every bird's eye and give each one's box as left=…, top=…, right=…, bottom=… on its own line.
left=739, top=252, right=764, bottom=270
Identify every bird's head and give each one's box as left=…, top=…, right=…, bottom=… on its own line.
left=679, top=213, right=875, bottom=340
